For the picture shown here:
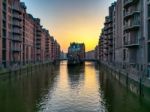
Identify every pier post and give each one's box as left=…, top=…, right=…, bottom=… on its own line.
left=126, top=73, right=128, bottom=87
left=139, top=78, right=143, bottom=96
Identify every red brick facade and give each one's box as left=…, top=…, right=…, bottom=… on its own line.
left=0, top=0, right=60, bottom=68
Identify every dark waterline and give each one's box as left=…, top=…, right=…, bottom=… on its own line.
left=0, top=61, right=150, bottom=112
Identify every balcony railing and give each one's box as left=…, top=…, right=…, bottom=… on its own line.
left=12, top=14, right=22, bottom=21
left=124, top=21, right=140, bottom=31
left=12, top=46, right=21, bottom=52
left=12, top=21, right=22, bottom=28
left=36, top=29, right=42, bottom=33
left=36, top=45, right=41, bottom=49
left=12, top=29, right=22, bottom=35
left=124, top=0, right=138, bottom=7
left=124, top=10, right=140, bottom=19
left=36, top=31, right=41, bottom=36
left=12, top=6, right=22, bottom=14
left=36, top=50, right=41, bottom=54
left=108, top=41, right=113, bottom=46
left=3, top=0, right=6, bottom=11
left=104, top=18, right=112, bottom=25
left=124, top=39, right=139, bottom=47
left=12, top=36, right=22, bottom=42
left=3, top=14, right=6, bottom=21
left=36, top=41, right=41, bottom=46
left=36, top=36, right=41, bottom=40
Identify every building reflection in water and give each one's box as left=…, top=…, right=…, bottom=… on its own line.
left=1, top=61, right=149, bottom=112
left=67, top=63, right=85, bottom=89
left=0, top=64, right=59, bottom=112
left=99, top=67, right=150, bottom=112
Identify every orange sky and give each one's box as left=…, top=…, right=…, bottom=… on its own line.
left=22, top=0, right=115, bottom=52
left=47, top=14, right=103, bottom=52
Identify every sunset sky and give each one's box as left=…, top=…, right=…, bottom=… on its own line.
left=21, top=0, right=115, bottom=52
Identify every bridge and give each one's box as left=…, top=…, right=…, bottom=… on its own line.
left=59, top=58, right=98, bottom=62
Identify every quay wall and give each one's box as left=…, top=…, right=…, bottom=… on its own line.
left=99, top=62, right=150, bottom=99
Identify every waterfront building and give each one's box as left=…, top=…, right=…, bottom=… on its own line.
left=50, top=36, right=55, bottom=61
left=0, top=0, right=3, bottom=67
left=146, top=0, right=150, bottom=77
left=0, top=0, right=60, bottom=68
left=35, top=18, right=42, bottom=62
left=67, top=42, right=85, bottom=64
left=114, top=0, right=124, bottom=66
left=0, top=0, right=10, bottom=67
left=85, top=50, right=95, bottom=60
left=96, top=0, right=150, bottom=78
left=99, top=2, right=116, bottom=63
left=55, top=41, right=60, bottom=60
left=23, top=13, right=36, bottom=64
left=0, top=0, right=25, bottom=67
left=45, top=30, right=51, bottom=62
left=49, top=36, right=60, bottom=62
left=123, top=0, right=143, bottom=70
left=99, top=29, right=105, bottom=61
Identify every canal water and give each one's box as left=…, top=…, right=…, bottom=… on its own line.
left=0, top=61, right=150, bottom=112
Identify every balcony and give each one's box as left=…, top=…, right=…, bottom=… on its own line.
left=108, top=41, right=113, bottom=46
left=46, top=40, right=50, bottom=43
left=108, top=36, right=113, bottom=40
left=46, top=43, right=49, bottom=46
left=3, top=13, right=6, bottom=21
left=124, top=0, right=139, bottom=8
left=124, top=10, right=140, bottom=19
left=12, top=21, right=22, bottom=28
left=124, top=21, right=140, bottom=31
left=12, top=36, right=22, bottom=42
left=3, top=1, right=6, bottom=11
left=36, top=29, right=41, bottom=33
left=107, top=30, right=113, bottom=35
left=36, top=36, right=41, bottom=40
left=104, top=41, right=109, bottom=45
left=12, top=46, right=21, bottom=52
left=45, top=46, right=49, bottom=50
left=104, top=18, right=112, bottom=25
left=12, top=6, right=22, bottom=14
left=12, top=29, right=22, bottom=35
left=2, top=22, right=6, bottom=29
left=36, top=41, right=41, bottom=46
left=36, top=50, right=41, bottom=54
left=12, top=14, right=22, bottom=21
left=36, top=45, right=41, bottom=49
left=36, top=31, right=41, bottom=37
left=124, top=39, right=139, bottom=48
left=104, top=46, right=108, bottom=49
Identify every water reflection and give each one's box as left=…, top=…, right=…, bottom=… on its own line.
left=39, top=61, right=105, bottom=112
left=0, top=61, right=150, bottom=112
left=0, top=64, right=59, bottom=112
left=99, top=68, right=150, bottom=112
left=67, top=64, right=85, bottom=89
